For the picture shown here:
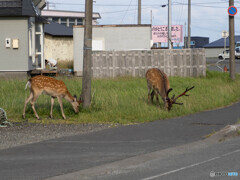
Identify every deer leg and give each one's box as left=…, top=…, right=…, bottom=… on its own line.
left=50, top=97, right=55, bottom=118
left=147, top=83, right=152, bottom=103
left=57, top=96, right=66, bottom=120
left=151, top=90, right=155, bottom=103
left=23, top=92, right=33, bottom=119
left=154, top=91, right=160, bottom=106
left=30, top=94, right=41, bottom=120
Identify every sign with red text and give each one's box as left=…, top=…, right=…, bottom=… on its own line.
left=152, top=25, right=183, bottom=43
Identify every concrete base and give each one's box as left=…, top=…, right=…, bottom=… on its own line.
left=0, top=72, right=29, bottom=79
left=74, top=71, right=83, bottom=77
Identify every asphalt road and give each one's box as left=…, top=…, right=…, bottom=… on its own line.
left=59, top=137, right=240, bottom=180
left=1, top=102, right=240, bottom=180
left=207, top=58, right=240, bottom=73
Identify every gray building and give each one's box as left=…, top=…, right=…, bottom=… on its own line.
left=0, top=0, right=46, bottom=77
left=203, top=36, right=240, bottom=58
left=41, top=9, right=101, bottom=28
left=184, top=36, right=209, bottom=48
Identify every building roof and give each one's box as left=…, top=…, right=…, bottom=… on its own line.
left=189, top=36, right=209, bottom=39
left=183, top=36, right=209, bottom=48
left=35, top=15, right=49, bottom=23
left=74, top=24, right=152, bottom=28
left=0, top=0, right=45, bottom=17
left=44, top=21, right=73, bottom=37
left=204, top=35, right=240, bottom=48
left=41, top=9, right=101, bottom=19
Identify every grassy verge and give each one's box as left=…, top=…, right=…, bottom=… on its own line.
left=1, top=71, right=240, bottom=125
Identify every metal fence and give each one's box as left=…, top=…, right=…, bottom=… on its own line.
left=92, top=49, right=206, bottom=78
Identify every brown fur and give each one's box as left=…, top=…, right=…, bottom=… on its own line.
left=23, top=75, right=81, bottom=119
left=146, top=68, right=171, bottom=109
left=146, top=68, right=194, bottom=111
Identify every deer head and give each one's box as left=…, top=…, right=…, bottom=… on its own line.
left=72, top=95, right=82, bottom=113
left=164, top=86, right=195, bottom=111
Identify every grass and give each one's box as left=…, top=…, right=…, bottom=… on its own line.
left=1, top=71, right=240, bottom=125
left=237, top=119, right=240, bottom=124
left=57, top=60, right=73, bottom=69
left=204, top=130, right=216, bottom=139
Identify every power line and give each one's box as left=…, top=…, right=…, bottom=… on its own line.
left=191, top=24, right=226, bottom=33
left=101, top=6, right=152, bottom=15
left=174, top=0, right=184, bottom=26
left=121, top=0, right=134, bottom=24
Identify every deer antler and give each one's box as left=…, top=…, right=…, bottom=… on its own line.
left=172, top=86, right=195, bottom=104
left=166, top=88, right=173, bottom=99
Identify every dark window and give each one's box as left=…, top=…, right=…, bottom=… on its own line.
left=77, top=18, right=83, bottom=25
left=69, top=22, right=75, bottom=28
left=61, top=18, right=67, bottom=23
left=69, top=18, right=75, bottom=23
left=52, top=17, right=59, bottom=23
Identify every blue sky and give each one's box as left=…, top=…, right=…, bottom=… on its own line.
left=46, top=0, right=240, bottom=43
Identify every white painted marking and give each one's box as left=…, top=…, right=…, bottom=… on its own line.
left=222, top=149, right=240, bottom=157
left=142, top=149, right=240, bottom=180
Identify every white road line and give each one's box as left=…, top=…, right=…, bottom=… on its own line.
left=222, top=149, right=240, bottom=157
left=142, top=149, right=240, bottom=180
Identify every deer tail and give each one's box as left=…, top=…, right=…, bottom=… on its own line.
left=24, top=80, right=31, bottom=90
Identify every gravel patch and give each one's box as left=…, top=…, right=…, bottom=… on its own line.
left=0, top=123, right=114, bottom=150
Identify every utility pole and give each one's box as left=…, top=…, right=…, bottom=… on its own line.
left=229, top=0, right=235, bottom=80
left=150, top=10, right=152, bottom=25
left=188, top=0, right=191, bottom=48
left=138, top=0, right=141, bottom=24
left=184, top=22, right=187, bottom=48
left=168, top=0, right=172, bottom=49
left=46, top=1, right=49, bottom=10
left=82, top=0, right=93, bottom=108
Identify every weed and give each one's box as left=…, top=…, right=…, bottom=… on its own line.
left=1, top=71, right=240, bottom=124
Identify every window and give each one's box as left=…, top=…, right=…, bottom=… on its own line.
left=61, top=17, right=67, bottom=26
left=69, top=22, right=75, bottom=28
left=77, top=18, right=83, bottom=25
left=69, top=18, right=75, bottom=23
left=52, top=17, right=59, bottom=23
left=69, top=18, right=76, bottom=27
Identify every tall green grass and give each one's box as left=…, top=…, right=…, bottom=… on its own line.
left=1, top=71, right=240, bottom=124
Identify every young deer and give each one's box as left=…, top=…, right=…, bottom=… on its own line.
left=146, top=68, right=194, bottom=111
left=23, top=75, right=81, bottom=120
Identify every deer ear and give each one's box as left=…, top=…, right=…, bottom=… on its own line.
left=73, top=95, right=77, bottom=102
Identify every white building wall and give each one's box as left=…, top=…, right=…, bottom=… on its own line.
left=73, top=25, right=152, bottom=76
left=205, top=48, right=224, bottom=58
left=44, top=34, right=73, bottom=61
left=73, top=27, right=84, bottom=76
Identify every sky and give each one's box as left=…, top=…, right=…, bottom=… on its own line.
left=46, top=0, right=240, bottom=43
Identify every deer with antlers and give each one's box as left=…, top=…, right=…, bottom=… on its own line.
left=146, top=68, right=194, bottom=111
left=23, top=75, right=81, bottom=120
